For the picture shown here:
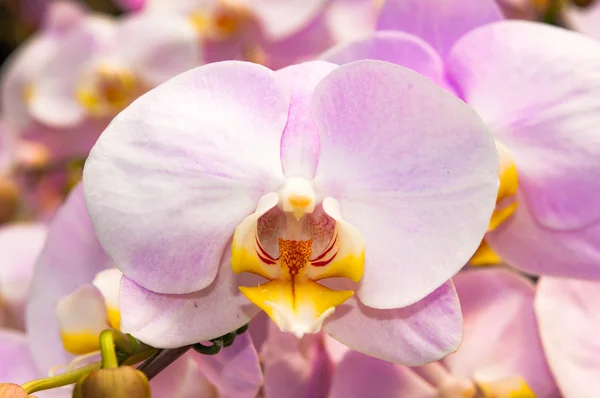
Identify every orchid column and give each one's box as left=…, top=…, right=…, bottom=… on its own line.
left=83, top=59, right=498, bottom=363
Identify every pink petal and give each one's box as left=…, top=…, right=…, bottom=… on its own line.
left=119, top=246, right=261, bottom=347
left=312, top=60, right=498, bottom=308
left=26, top=185, right=111, bottom=373
left=83, top=61, right=289, bottom=295
left=486, top=193, right=600, bottom=278
left=329, top=350, right=437, bottom=398
left=249, top=0, right=329, bottom=41
left=150, top=353, right=216, bottom=397
left=1, top=35, right=59, bottom=131
left=377, top=0, right=503, bottom=58
left=325, top=0, right=379, bottom=43
left=445, top=269, right=559, bottom=397
left=29, top=16, right=117, bottom=128
left=564, top=2, right=600, bottom=41
left=276, top=61, right=336, bottom=179
left=535, top=277, right=600, bottom=398
left=320, top=31, right=450, bottom=89
left=261, top=324, right=333, bottom=398
left=193, top=333, right=263, bottom=398
left=0, top=223, right=47, bottom=330
left=447, top=21, right=600, bottom=231
left=117, top=13, right=202, bottom=86
left=323, top=281, right=462, bottom=365
left=0, top=330, right=39, bottom=384
left=42, top=0, right=86, bottom=34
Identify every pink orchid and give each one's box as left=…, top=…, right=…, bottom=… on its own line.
left=328, top=269, right=559, bottom=397
left=83, top=59, right=498, bottom=363
left=535, top=277, right=600, bottom=398
left=24, top=185, right=263, bottom=397
left=0, top=223, right=47, bottom=330
left=1, top=6, right=199, bottom=161
left=322, top=0, right=600, bottom=279
left=140, top=0, right=346, bottom=68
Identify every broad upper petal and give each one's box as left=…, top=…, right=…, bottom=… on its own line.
left=323, top=280, right=462, bottom=365
left=535, top=277, right=600, bottom=398
left=0, top=223, right=47, bottom=330
left=320, top=31, right=450, bottom=90
left=486, top=193, right=600, bottom=279
left=445, top=269, right=559, bottom=397
left=119, top=246, right=261, bottom=347
left=26, top=185, right=112, bottom=373
left=377, top=0, right=503, bottom=58
left=448, top=21, right=600, bottom=231
left=329, top=350, right=437, bottom=398
left=83, top=61, right=289, bottom=294
left=312, top=60, right=498, bottom=308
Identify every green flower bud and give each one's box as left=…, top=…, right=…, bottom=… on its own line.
left=73, top=367, right=150, bottom=398
left=0, top=383, right=30, bottom=398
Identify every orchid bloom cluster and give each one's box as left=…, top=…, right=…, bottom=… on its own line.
left=1, top=0, right=600, bottom=397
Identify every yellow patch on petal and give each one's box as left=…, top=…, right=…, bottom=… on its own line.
left=239, top=279, right=353, bottom=338
left=470, top=239, right=503, bottom=266
left=477, top=376, right=536, bottom=398
left=107, top=306, right=121, bottom=330
left=188, top=3, right=248, bottom=40
left=60, top=330, right=102, bottom=355
left=231, top=193, right=280, bottom=279
left=489, top=141, right=519, bottom=231
left=22, top=83, right=36, bottom=104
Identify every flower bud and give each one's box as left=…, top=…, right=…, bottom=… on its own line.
left=0, top=383, right=29, bottom=398
left=73, top=367, right=150, bottom=398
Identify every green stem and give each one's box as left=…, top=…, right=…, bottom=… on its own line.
left=100, top=329, right=144, bottom=369
left=21, top=362, right=101, bottom=394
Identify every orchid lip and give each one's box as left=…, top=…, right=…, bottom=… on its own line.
left=232, top=189, right=365, bottom=336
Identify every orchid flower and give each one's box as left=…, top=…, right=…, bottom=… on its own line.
left=0, top=223, right=47, bottom=330
left=0, top=120, right=20, bottom=223
left=25, top=185, right=263, bottom=397
left=328, top=269, right=560, bottom=398
left=1, top=7, right=199, bottom=161
left=535, top=277, right=600, bottom=398
left=83, top=59, right=498, bottom=363
left=322, top=0, right=600, bottom=279
left=141, top=0, right=340, bottom=68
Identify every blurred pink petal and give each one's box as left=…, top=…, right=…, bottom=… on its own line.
left=564, top=2, right=600, bottom=41
left=377, top=0, right=503, bottom=58
left=329, top=350, right=436, bottom=398
left=535, top=277, right=600, bottom=398
left=26, top=185, right=111, bottom=373
left=325, top=0, right=379, bottom=43
left=320, top=31, right=450, bottom=90
left=0, top=224, right=47, bottom=330
left=446, top=269, right=558, bottom=397
left=261, top=324, right=333, bottom=398
left=193, top=333, right=263, bottom=398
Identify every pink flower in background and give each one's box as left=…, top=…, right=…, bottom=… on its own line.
left=23, top=185, right=263, bottom=397
left=328, top=269, right=559, bottom=397
left=323, top=0, right=600, bottom=279
left=140, top=0, right=345, bottom=67
left=535, top=277, right=600, bottom=398
left=83, top=59, right=498, bottom=363
left=0, top=223, right=47, bottom=330
left=1, top=6, right=199, bottom=161
left=563, top=1, right=600, bottom=40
